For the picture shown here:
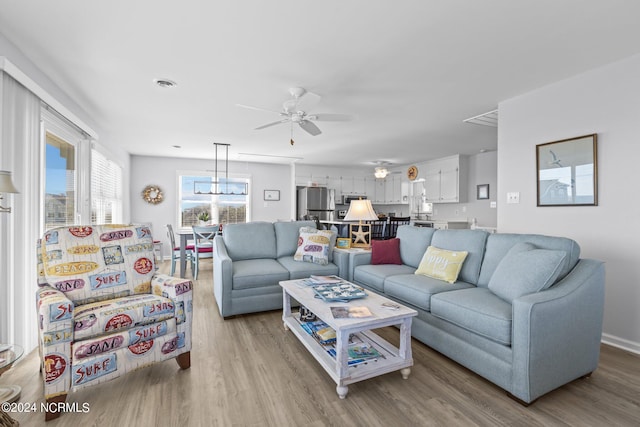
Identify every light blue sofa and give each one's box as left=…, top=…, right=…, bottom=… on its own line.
left=349, top=226, right=605, bottom=404
left=213, top=221, right=348, bottom=317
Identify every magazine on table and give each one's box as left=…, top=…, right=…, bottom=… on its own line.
left=295, top=317, right=382, bottom=366
left=330, top=306, right=373, bottom=319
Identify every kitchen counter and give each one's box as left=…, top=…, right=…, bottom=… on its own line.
left=412, top=219, right=469, bottom=230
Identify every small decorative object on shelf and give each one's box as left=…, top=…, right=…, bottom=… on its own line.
left=141, top=185, right=164, bottom=205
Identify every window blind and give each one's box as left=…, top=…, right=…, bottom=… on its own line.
left=91, top=149, right=123, bottom=224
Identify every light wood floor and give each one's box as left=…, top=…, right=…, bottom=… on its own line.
left=4, top=261, right=640, bottom=426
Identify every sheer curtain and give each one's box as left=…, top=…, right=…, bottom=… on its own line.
left=0, top=71, right=42, bottom=351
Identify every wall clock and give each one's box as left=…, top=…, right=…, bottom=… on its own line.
left=407, top=165, right=418, bottom=181
left=142, top=185, right=164, bottom=205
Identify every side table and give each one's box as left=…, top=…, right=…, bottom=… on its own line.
left=0, top=344, right=23, bottom=403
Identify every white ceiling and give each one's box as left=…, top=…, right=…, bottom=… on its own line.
left=1, top=1, right=640, bottom=169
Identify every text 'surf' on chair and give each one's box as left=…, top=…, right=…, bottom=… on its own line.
left=167, top=223, right=195, bottom=276
left=36, top=224, right=193, bottom=421
left=387, top=216, right=411, bottom=239
left=192, top=225, right=218, bottom=280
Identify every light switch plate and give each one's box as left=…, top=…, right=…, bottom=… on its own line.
left=490, top=201, right=497, bottom=208
left=507, top=192, right=520, bottom=204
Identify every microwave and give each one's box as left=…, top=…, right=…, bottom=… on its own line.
left=342, top=195, right=367, bottom=205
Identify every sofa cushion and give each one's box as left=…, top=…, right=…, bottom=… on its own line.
left=74, top=293, right=176, bottom=341
left=223, top=222, right=277, bottom=261
left=488, top=243, right=566, bottom=302
left=277, top=256, right=339, bottom=280
left=477, top=233, right=580, bottom=287
left=396, top=225, right=436, bottom=268
left=353, top=264, right=416, bottom=292
left=384, top=274, right=475, bottom=311
left=415, top=246, right=468, bottom=284
left=371, top=238, right=402, bottom=265
left=294, top=227, right=336, bottom=265
left=232, top=259, right=289, bottom=290
left=431, top=288, right=513, bottom=346
left=430, top=229, right=489, bottom=285
left=274, top=221, right=316, bottom=258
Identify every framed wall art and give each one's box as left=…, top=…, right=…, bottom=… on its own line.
left=477, top=184, right=489, bottom=200
left=264, top=190, right=280, bottom=201
left=536, top=134, right=598, bottom=206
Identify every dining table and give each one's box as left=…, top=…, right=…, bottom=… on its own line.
left=177, top=226, right=222, bottom=278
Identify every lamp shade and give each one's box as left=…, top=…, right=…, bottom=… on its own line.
left=343, top=199, right=378, bottom=221
left=0, top=171, right=19, bottom=193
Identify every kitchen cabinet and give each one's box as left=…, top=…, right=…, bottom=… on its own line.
left=374, top=179, right=386, bottom=204
left=421, top=155, right=467, bottom=203
left=364, top=177, right=376, bottom=200
left=384, top=175, right=409, bottom=204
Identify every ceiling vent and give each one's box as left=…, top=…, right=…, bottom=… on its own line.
left=463, top=109, right=498, bottom=127
left=153, top=78, right=177, bottom=88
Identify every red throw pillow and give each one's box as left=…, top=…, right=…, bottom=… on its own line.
left=371, top=238, right=402, bottom=265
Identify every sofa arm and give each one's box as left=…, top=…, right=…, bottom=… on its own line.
left=213, top=235, right=234, bottom=317
left=348, top=251, right=372, bottom=282
left=511, top=258, right=605, bottom=403
left=36, top=286, right=74, bottom=398
left=332, top=250, right=349, bottom=280
left=151, top=274, right=193, bottom=353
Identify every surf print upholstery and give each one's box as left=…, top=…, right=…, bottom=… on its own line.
left=36, top=224, right=193, bottom=420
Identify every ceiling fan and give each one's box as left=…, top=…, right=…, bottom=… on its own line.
left=237, top=87, right=352, bottom=138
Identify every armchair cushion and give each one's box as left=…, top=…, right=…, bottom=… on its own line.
left=73, top=294, right=176, bottom=341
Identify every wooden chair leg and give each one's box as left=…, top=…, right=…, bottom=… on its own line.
left=45, top=393, right=67, bottom=421
left=176, top=351, right=191, bottom=369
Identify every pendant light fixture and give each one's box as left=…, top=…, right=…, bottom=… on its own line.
left=194, top=143, right=248, bottom=195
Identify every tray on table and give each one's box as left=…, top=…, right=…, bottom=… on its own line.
left=312, top=283, right=367, bottom=302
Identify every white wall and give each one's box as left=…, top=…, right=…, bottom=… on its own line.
left=130, top=155, right=292, bottom=257
left=497, top=53, right=640, bottom=353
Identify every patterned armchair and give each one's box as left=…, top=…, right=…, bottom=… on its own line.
left=36, top=225, right=193, bottom=421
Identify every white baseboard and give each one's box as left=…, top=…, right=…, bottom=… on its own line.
left=602, top=333, right=640, bottom=355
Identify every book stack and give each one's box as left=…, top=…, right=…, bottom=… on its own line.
left=296, top=316, right=382, bottom=366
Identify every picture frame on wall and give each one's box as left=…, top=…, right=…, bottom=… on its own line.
left=264, top=190, right=280, bottom=201
left=536, top=134, right=598, bottom=206
left=477, top=184, right=489, bottom=200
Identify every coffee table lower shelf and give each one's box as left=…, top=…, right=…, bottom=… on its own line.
left=284, top=315, right=413, bottom=398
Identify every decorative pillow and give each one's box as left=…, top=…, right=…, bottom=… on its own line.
left=414, top=246, right=468, bottom=284
left=371, top=238, right=402, bottom=265
left=488, top=242, right=567, bottom=302
left=294, top=227, right=336, bottom=265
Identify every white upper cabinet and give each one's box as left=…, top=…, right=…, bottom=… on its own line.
left=420, top=155, right=467, bottom=203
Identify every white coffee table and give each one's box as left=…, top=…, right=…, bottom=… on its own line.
left=280, top=279, right=417, bottom=399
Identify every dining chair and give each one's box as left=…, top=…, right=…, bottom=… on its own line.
left=368, top=219, right=387, bottom=240
left=167, top=224, right=195, bottom=276
left=192, top=225, right=218, bottom=280
left=387, top=216, right=411, bottom=239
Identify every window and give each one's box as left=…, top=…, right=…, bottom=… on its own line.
left=91, top=148, right=123, bottom=224
left=178, top=172, right=250, bottom=230
left=44, top=132, right=76, bottom=230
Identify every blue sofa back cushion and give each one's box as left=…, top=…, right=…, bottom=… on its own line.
left=223, top=222, right=277, bottom=261
left=477, top=233, right=581, bottom=287
left=488, top=242, right=567, bottom=302
left=274, top=220, right=316, bottom=259
left=396, top=225, right=435, bottom=268
left=430, top=229, right=489, bottom=285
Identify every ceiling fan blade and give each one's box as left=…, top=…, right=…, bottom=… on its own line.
left=255, top=119, right=289, bottom=130
left=298, top=120, right=322, bottom=136
left=236, top=103, right=283, bottom=115
left=295, top=91, right=322, bottom=113
left=307, top=113, right=353, bottom=122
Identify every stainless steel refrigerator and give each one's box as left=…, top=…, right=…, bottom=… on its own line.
left=297, top=187, right=335, bottom=221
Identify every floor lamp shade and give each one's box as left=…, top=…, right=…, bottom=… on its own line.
left=0, top=170, right=19, bottom=214
left=344, top=199, right=378, bottom=248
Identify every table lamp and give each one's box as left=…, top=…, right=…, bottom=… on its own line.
left=0, top=170, right=19, bottom=214
left=343, top=198, right=378, bottom=249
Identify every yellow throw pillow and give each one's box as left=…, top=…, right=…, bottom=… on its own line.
left=415, top=246, right=468, bottom=284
